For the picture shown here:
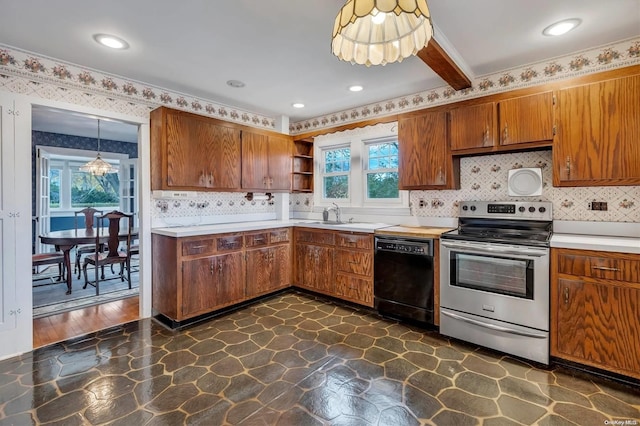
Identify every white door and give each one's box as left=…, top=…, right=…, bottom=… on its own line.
left=119, top=158, right=138, bottom=227
left=0, top=94, right=32, bottom=359
left=35, top=147, right=51, bottom=254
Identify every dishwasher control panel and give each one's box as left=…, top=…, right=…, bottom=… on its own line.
left=375, top=237, right=433, bottom=256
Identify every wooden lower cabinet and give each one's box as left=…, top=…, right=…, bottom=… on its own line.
left=294, top=228, right=373, bottom=307
left=152, top=227, right=292, bottom=323
left=182, top=252, right=245, bottom=318
left=295, top=243, right=334, bottom=294
left=551, top=248, right=640, bottom=379
left=246, top=245, right=291, bottom=298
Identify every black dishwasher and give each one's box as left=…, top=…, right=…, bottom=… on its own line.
left=374, top=236, right=435, bottom=326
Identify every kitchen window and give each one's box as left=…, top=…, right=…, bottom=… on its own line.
left=321, top=146, right=350, bottom=200
left=314, top=122, right=408, bottom=213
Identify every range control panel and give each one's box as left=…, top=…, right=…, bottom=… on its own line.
left=459, top=201, right=553, bottom=221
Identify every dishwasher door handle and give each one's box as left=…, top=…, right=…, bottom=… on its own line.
left=441, top=310, right=547, bottom=339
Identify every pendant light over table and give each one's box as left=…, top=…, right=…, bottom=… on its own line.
left=80, top=119, right=118, bottom=176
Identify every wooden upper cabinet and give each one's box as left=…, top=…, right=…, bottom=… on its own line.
left=241, top=131, right=292, bottom=192
left=554, top=74, right=640, bottom=186
left=498, top=91, right=555, bottom=146
left=268, top=135, right=294, bottom=190
left=398, top=111, right=459, bottom=189
left=449, top=102, right=497, bottom=151
left=150, top=107, right=241, bottom=191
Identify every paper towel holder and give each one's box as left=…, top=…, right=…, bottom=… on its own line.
left=245, top=192, right=273, bottom=202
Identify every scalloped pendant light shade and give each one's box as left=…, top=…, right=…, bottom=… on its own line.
left=332, top=0, right=433, bottom=66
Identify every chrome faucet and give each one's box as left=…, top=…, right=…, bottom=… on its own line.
left=323, top=203, right=342, bottom=223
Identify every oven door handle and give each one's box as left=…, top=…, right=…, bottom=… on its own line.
left=442, top=310, right=548, bottom=339
left=440, top=241, right=548, bottom=257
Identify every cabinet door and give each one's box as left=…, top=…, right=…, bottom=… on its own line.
left=398, top=112, right=454, bottom=189
left=267, top=135, right=292, bottom=191
left=295, top=244, right=333, bottom=293
left=554, top=75, right=640, bottom=186
left=181, top=256, right=217, bottom=317
left=498, top=92, right=554, bottom=146
left=215, top=251, right=245, bottom=307
left=242, top=131, right=269, bottom=190
left=555, top=278, right=640, bottom=377
left=449, top=102, right=497, bottom=151
left=210, top=124, right=241, bottom=189
left=247, top=245, right=291, bottom=297
left=166, top=113, right=216, bottom=188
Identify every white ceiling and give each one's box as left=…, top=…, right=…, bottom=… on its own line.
left=1, top=0, right=639, bottom=140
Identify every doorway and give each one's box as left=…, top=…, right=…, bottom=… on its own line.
left=31, top=105, right=143, bottom=344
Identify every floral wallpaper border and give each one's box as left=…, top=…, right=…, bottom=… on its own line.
left=0, top=44, right=276, bottom=130
left=289, top=37, right=640, bottom=134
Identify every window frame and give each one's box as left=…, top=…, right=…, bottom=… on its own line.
left=313, top=122, right=408, bottom=213
left=319, top=143, right=352, bottom=203
left=362, top=137, right=401, bottom=205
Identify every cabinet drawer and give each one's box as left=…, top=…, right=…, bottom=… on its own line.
left=216, top=234, right=244, bottom=252
left=269, top=228, right=290, bottom=244
left=295, top=229, right=335, bottom=245
left=245, top=232, right=269, bottom=248
left=336, top=232, right=372, bottom=250
left=335, top=273, right=373, bottom=305
left=335, top=249, right=373, bottom=276
left=181, top=239, right=216, bottom=256
left=557, top=252, right=640, bottom=283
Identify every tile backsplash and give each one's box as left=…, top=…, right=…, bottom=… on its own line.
left=291, top=150, right=639, bottom=223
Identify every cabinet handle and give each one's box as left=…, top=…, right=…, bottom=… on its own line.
left=191, top=245, right=207, bottom=250
left=592, top=266, right=620, bottom=272
left=503, top=123, right=508, bottom=142
left=209, top=173, right=214, bottom=186
left=563, top=286, right=569, bottom=305
left=565, top=156, right=572, bottom=179
left=483, top=126, right=489, bottom=145
left=210, top=260, right=214, bottom=275
left=218, top=262, right=223, bottom=274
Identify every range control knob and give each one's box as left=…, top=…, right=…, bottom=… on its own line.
left=462, top=205, right=468, bottom=211
left=529, top=206, right=536, bottom=213
left=518, top=206, right=526, bottom=212
left=470, top=205, right=477, bottom=211
left=539, top=206, right=546, bottom=213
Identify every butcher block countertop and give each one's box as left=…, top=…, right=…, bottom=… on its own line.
left=375, top=225, right=454, bottom=239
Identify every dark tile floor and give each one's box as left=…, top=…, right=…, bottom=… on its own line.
left=1, top=292, right=639, bottom=425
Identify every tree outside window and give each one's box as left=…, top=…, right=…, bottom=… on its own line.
left=71, top=170, right=119, bottom=208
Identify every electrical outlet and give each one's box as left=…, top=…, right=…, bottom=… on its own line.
left=589, top=201, right=608, bottom=211
left=418, top=199, right=426, bottom=208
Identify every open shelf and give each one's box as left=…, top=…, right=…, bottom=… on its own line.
left=292, top=138, right=314, bottom=193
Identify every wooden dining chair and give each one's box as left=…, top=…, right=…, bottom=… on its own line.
left=82, top=210, right=133, bottom=295
left=74, top=207, right=103, bottom=279
left=32, top=252, right=66, bottom=282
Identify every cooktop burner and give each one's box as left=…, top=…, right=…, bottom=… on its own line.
left=441, top=201, right=553, bottom=247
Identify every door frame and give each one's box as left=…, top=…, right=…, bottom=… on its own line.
left=1, top=91, right=150, bottom=360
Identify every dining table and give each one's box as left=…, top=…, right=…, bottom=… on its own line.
left=39, top=228, right=139, bottom=295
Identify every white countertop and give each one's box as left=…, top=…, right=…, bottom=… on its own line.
left=551, top=233, right=640, bottom=254
left=151, top=219, right=394, bottom=237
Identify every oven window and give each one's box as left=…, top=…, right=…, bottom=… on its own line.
left=450, top=252, right=533, bottom=299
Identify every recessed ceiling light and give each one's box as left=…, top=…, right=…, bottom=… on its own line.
left=292, top=103, right=305, bottom=108
left=542, top=19, right=581, bottom=36
left=226, top=80, right=245, bottom=88
left=93, top=34, right=129, bottom=49
left=349, top=85, right=364, bottom=92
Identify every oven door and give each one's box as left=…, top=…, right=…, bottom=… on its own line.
left=440, top=239, right=549, bottom=331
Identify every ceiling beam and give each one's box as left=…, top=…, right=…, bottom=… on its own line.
left=417, top=38, right=472, bottom=90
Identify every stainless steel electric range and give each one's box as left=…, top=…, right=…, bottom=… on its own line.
left=439, top=201, right=553, bottom=364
